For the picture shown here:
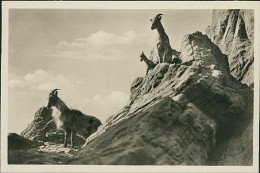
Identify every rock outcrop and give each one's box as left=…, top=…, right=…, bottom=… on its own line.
left=67, top=31, right=253, bottom=165
left=207, top=9, right=254, bottom=85
left=20, top=106, right=101, bottom=146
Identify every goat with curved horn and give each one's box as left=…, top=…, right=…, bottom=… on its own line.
left=155, top=13, right=163, bottom=18
left=46, top=89, right=88, bottom=148
left=150, top=13, right=173, bottom=64
left=49, top=89, right=60, bottom=96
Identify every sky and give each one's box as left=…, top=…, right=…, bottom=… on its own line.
left=8, top=9, right=212, bottom=133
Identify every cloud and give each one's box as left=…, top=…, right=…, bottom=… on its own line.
left=82, top=91, right=130, bottom=122
left=9, top=79, right=28, bottom=89
left=81, top=30, right=136, bottom=46
left=46, top=30, right=154, bottom=60
left=9, top=69, right=83, bottom=92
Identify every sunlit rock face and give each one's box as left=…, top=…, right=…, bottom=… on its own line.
left=207, top=9, right=254, bottom=86
left=67, top=31, right=253, bottom=165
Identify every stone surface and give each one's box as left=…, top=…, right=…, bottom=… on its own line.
left=207, top=9, right=254, bottom=85
left=67, top=31, right=253, bottom=165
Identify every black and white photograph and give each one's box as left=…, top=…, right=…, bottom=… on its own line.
left=1, top=1, right=259, bottom=172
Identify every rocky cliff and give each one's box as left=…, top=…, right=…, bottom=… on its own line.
left=206, top=9, right=254, bottom=86
left=67, top=31, right=253, bottom=165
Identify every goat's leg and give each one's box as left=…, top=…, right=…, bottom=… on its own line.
left=157, top=43, right=163, bottom=64
left=64, top=130, right=67, bottom=148
left=161, top=54, right=164, bottom=63
left=64, top=129, right=70, bottom=148
left=157, top=56, right=160, bottom=64
left=159, top=54, right=162, bottom=64
left=71, top=130, right=76, bottom=148
left=162, top=51, right=167, bottom=63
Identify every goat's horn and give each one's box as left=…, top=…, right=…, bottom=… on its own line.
left=49, top=89, right=60, bottom=96
left=155, top=14, right=163, bottom=18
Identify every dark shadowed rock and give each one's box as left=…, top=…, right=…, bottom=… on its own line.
left=20, top=107, right=101, bottom=146
left=67, top=31, right=253, bottom=165
left=208, top=85, right=253, bottom=165
left=8, top=133, right=41, bottom=150
left=207, top=9, right=254, bottom=85
left=8, top=133, right=76, bottom=164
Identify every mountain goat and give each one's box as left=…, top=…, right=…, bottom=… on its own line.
left=150, top=14, right=173, bottom=64
left=47, top=89, right=79, bottom=148
left=140, top=51, right=156, bottom=75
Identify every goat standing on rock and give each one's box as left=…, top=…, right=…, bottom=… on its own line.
left=140, top=52, right=156, bottom=75
left=150, top=14, right=173, bottom=64
left=47, top=89, right=79, bottom=148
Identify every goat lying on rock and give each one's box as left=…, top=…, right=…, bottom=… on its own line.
left=150, top=14, right=173, bottom=64
left=47, top=89, right=84, bottom=148
left=140, top=52, right=156, bottom=75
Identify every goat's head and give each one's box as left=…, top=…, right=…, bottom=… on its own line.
left=140, top=52, right=145, bottom=61
left=47, top=89, right=60, bottom=108
left=150, top=14, right=163, bottom=30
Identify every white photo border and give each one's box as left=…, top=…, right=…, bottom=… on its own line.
left=1, top=1, right=259, bottom=172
